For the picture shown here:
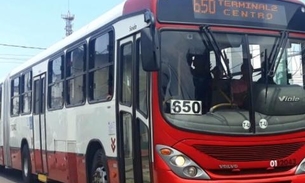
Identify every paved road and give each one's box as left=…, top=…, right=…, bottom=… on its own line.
left=0, top=168, right=23, bottom=183
left=0, top=168, right=62, bottom=183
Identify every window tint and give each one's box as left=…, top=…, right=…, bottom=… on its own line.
left=33, top=77, right=45, bottom=114
left=33, top=80, right=40, bottom=114
left=66, top=45, right=86, bottom=105
left=88, top=32, right=114, bottom=102
left=48, top=56, right=64, bottom=109
left=121, top=43, right=132, bottom=105
left=41, top=78, right=45, bottom=113
left=137, top=41, right=148, bottom=115
left=122, top=112, right=135, bottom=182
left=139, top=120, right=151, bottom=183
left=11, top=77, right=20, bottom=115
left=21, top=71, right=32, bottom=114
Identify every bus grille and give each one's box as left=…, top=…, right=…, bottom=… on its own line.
left=209, top=166, right=293, bottom=175
left=193, top=142, right=304, bottom=162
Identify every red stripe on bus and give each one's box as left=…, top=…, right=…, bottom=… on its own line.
left=10, top=148, right=22, bottom=170
left=8, top=147, right=87, bottom=183
left=123, top=0, right=151, bottom=15
left=0, top=146, right=4, bottom=166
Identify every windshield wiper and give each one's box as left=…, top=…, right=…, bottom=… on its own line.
left=267, top=31, right=289, bottom=77
left=263, top=49, right=269, bottom=104
left=199, top=25, right=232, bottom=79
left=263, top=31, right=288, bottom=104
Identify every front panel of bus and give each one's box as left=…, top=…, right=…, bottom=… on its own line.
left=150, top=0, right=305, bottom=182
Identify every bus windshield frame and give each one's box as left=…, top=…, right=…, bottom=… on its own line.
left=159, top=28, right=305, bottom=135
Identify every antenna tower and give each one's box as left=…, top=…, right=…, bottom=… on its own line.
left=61, top=0, right=74, bottom=37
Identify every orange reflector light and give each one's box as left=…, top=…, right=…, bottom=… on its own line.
left=160, top=148, right=172, bottom=155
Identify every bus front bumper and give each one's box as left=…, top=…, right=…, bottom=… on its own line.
left=155, top=170, right=305, bottom=183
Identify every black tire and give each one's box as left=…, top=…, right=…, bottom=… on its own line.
left=90, top=149, right=108, bottom=183
left=21, top=145, right=33, bottom=183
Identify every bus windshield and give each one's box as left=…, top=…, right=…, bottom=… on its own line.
left=160, top=30, right=305, bottom=135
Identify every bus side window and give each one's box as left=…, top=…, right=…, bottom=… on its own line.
left=48, top=56, right=64, bottom=109
left=88, top=32, right=114, bottom=102
left=66, top=45, right=86, bottom=106
left=21, top=71, right=32, bottom=114
left=11, top=77, right=20, bottom=116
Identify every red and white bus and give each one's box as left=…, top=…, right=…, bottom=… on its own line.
left=1, top=0, right=305, bottom=182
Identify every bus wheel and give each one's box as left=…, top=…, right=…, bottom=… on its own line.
left=21, top=145, right=33, bottom=183
left=90, top=149, right=108, bottom=183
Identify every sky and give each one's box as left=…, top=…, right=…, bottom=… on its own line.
left=0, top=0, right=124, bottom=79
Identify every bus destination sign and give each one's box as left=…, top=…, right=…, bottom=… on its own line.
left=193, top=0, right=287, bottom=26
left=157, top=0, right=305, bottom=31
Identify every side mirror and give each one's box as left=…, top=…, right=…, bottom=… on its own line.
left=140, top=28, right=160, bottom=71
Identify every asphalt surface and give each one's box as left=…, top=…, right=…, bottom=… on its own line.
left=0, top=168, right=23, bottom=183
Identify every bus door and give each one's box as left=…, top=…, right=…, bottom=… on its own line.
left=33, top=73, right=48, bottom=174
left=118, top=33, right=152, bottom=183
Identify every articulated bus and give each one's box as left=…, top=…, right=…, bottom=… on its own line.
left=1, top=0, right=305, bottom=182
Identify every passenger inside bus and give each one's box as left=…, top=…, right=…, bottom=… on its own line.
left=187, top=53, right=212, bottom=113
left=231, top=62, right=253, bottom=107
left=210, top=66, right=232, bottom=105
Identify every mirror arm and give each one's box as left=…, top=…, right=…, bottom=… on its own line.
left=144, top=11, right=156, bottom=47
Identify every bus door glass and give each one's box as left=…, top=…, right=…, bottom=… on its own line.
left=118, top=33, right=152, bottom=183
left=33, top=73, right=48, bottom=174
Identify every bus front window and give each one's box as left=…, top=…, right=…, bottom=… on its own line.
left=160, top=30, right=305, bottom=134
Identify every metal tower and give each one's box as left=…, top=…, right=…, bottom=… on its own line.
left=62, top=11, right=75, bottom=37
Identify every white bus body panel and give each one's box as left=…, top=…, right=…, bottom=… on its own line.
left=67, top=13, right=150, bottom=157
left=2, top=1, right=151, bottom=166
left=2, top=75, right=11, bottom=166
left=113, top=13, right=149, bottom=40
left=2, top=2, right=125, bottom=160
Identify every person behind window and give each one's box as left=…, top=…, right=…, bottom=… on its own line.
left=231, top=62, right=253, bottom=107
left=211, top=66, right=231, bottom=105
left=187, top=53, right=212, bottom=113
left=211, top=66, right=222, bottom=90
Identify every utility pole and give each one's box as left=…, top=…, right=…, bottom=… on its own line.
left=61, top=0, right=74, bottom=37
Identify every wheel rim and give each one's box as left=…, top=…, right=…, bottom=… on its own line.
left=92, top=166, right=107, bottom=183
left=23, top=158, right=28, bottom=177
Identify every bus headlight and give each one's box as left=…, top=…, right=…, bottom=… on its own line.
left=184, top=166, right=198, bottom=177
left=172, top=155, right=186, bottom=167
left=296, top=158, right=305, bottom=174
left=156, top=145, right=210, bottom=179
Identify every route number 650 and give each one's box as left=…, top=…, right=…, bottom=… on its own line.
left=170, top=100, right=202, bottom=115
